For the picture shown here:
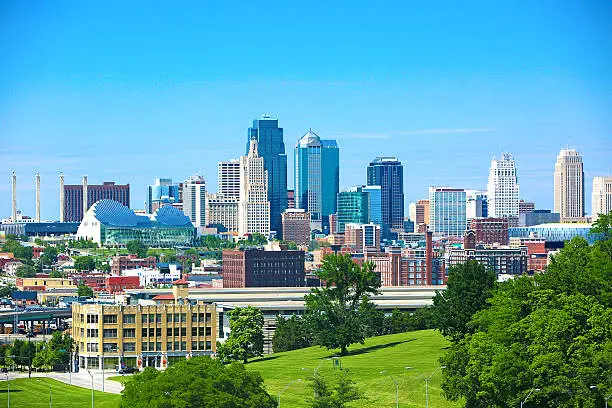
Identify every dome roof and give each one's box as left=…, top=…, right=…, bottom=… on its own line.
left=90, top=200, right=151, bottom=227
left=154, top=205, right=193, bottom=227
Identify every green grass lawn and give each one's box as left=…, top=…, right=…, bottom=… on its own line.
left=0, top=378, right=121, bottom=408
left=248, top=329, right=461, bottom=408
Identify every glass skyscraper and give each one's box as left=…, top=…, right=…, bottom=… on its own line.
left=295, top=130, right=339, bottom=231
left=336, top=187, right=370, bottom=233
left=247, top=115, right=287, bottom=238
left=362, top=185, right=382, bottom=225
left=147, top=178, right=181, bottom=214
left=429, top=187, right=467, bottom=237
left=366, top=157, right=404, bottom=234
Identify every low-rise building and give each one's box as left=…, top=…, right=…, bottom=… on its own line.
left=344, top=223, right=381, bottom=253
left=469, top=218, right=509, bottom=245
left=105, top=276, right=141, bottom=293
left=16, top=277, right=77, bottom=291
left=281, top=209, right=311, bottom=246
left=222, top=249, right=305, bottom=288
left=111, top=255, right=157, bottom=275
left=122, top=263, right=181, bottom=287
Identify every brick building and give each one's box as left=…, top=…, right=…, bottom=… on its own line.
left=281, top=209, right=311, bottom=246
left=105, top=276, right=141, bottom=293
left=469, top=217, right=509, bottom=245
left=222, top=249, right=305, bottom=288
left=64, top=182, right=130, bottom=222
left=344, top=223, right=381, bottom=253
left=111, top=255, right=157, bottom=275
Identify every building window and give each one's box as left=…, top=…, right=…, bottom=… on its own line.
left=149, top=328, right=155, bottom=337
left=103, top=329, right=117, bottom=338
left=141, top=314, right=148, bottom=324
left=181, top=328, right=186, bottom=337
left=103, top=343, right=117, bottom=353
left=86, top=343, right=98, bottom=352
left=206, top=327, right=211, bottom=336
left=123, top=314, right=135, bottom=324
left=87, top=329, right=99, bottom=338
left=123, top=328, right=136, bottom=338
left=156, top=328, right=161, bottom=337
left=87, top=314, right=99, bottom=324
left=167, top=328, right=173, bottom=337
left=174, top=328, right=179, bottom=337
left=181, top=341, right=186, bottom=351
left=192, top=327, right=198, bottom=336
left=142, top=342, right=148, bottom=351
left=103, top=315, right=117, bottom=324
left=123, top=343, right=136, bottom=352
left=142, top=328, right=148, bottom=337
left=166, top=342, right=172, bottom=351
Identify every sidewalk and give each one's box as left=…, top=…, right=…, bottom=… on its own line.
left=1, top=370, right=125, bottom=394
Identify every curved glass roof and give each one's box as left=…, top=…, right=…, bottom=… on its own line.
left=90, top=200, right=193, bottom=228
left=154, top=205, right=194, bottom=227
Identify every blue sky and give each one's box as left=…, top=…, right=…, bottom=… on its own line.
left=1, top=1, right=611, bottom=220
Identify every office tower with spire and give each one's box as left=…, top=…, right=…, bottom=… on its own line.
left=554, top=149, right=585, bottom=222
left=366, top=157, right=404, bottom=235
left=295, top=129, right=339, bottom=231
left=182, top=175, right=206, bottom=228
left=247, top=115, right=287, bottom=238
left=487, top=153, right=519, bottom=226
left=591, top=176, right=612, bottom=222
left=239, top=137, right=270, bottom=236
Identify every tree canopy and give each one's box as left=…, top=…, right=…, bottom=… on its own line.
left=74, top=255, right=95, bottom=271
left=120, top=356, right=275, bottom=408
left=310, top=369, right=363, bottom=408
left=77, top=283, right=94, bottom=298
left=15, top=264, right=37, bottom=278
left=217, top=306, right=264, bottom=363
left=304, top=253, right=381, bottom=355
left=126, top=240, right=149, bottom=258
left=1, top=237, right=33, bottom=261
left=272, top=315, right=312, bottom=352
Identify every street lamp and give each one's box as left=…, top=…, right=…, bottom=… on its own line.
left=278, top=379, right=302, bottom=408
left=36, top=379, right=52, bottom=408
left=425, top=366, right=446, bottom=408
left=520, top=388, right=540, bottom=408
left=302, top=358, right=331, bottom=398
left=85, top=368, right=94, bottom=408
left=380, top=371, right=399, bottom=408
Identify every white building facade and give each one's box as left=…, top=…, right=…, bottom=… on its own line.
left=206, top=193, right=239, bottom=233
left=554, top=149, right=585, bottom=222
left=238, top=138, right=270, bottom=236
left=592, top=176, right=612, bottom=222
left=218, top=160, right=241, bottom=199
left=183, top=176, right=207, bottom=228
left=487, top=153, right=519, bottom=224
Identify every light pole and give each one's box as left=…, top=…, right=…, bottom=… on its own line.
left=36, top=379, right=52, bottom=408
left=520, top=388, right=540, bottom=408
left=85, top=368, right=94, bottom=408
left=4, top=371, right=9, bottom=408
left=302, top=358, right=331, bottom=398
left=425, top=366, right=446, bottom=408
left=278, top=379, right=301, bottom=408
left=380, top=371, right=399, bottom=408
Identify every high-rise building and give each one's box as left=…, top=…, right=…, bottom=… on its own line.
left=218, top=160, right=240, bottom=199
left=247, top=115, right=287, bottom=237
left=182, top=176, right=207, bottom=228
left=344, top=223, right=381, bottom=253
left=282, top=209, right=311, bottom=246
left=415, top=199, right=430, bottom=226
left=63, top=181, right=130, bottom=222
left=287, top=189, right=295, bottom=209
left=294, top=130, right=339, bottom=231
left=147, top=178, right=181, bottom=214
left=466, top=191, right=487, bottom=221
left=366, top=157, right=404, bottom=233
left=554, top=149, right=585, bottom=221
left=206, top=193, right=239, bottom=233
left=518, top=199, right=535, bottom=214
left=487, top=153, right=519, bottom=225
left=239, top=138, right=270, bottom=236
left=362, top=185, right=382, bottom=226
left=429, top=187, right=467, bottom=237
left=592, top=176, right=612, bottom=221
left=336, top=187, right=370, bottom=233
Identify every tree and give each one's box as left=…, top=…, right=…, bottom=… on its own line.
left=0, top=284, right=16, bottom=298
left=591, top=210, right=612, bottom=240
left=120, top=356, right=275, bottom=408
left=304, top=253, right=380, bottom=355
left=77, top=283, right=94, bottom=298
left=430, top=260, right=496, bottom=342
left=15, top=264, right=37, bottom=278
left=50, top=270, right=63, bottom=278
left=74, top=255, right=95, bottom=271
left=280, top=240, right=299, bottom=250
left=272, top=315, right=313, bottom=352
left=217, top=306, right=264, bottom=363
left=310, top=370, right=363, bottom=408
left=126, top=240, right=149, bottom=258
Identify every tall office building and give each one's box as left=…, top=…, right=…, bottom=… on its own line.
left=294, top=130, right=339, bottom=231
left=592, top=176, right=612, bottom=222
left=429, top=187, right=467, bottom=237
left=247, top=115, right=287, bottom=237
left=362, top=185, right=382, bottom=225
left=206, top=193, right=239, bottom=233
left=366, top=157, right=404, bottom=233
left=466, top=190, right=487, bottom=222
left=239, top=138, right=270, bottom=236
left=63, top=181, right=130, bottom=222
left=487, top=153, right=519, bottom=224
left=147, top=178, right=181, bottom=214
left=336, top=187, right=370, bottom=233
left=218, top=160, right=241, bottom=199
left=554, top=149, right=585, bottom=221
left=182, top=176, right=207, bottom=228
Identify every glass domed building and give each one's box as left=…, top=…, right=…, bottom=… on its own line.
left=76, top=199, right=196, bottom=247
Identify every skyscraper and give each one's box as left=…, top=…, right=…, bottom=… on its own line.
left=247, top=115, right=287, bottom=237
left=336, top=188, right=370, bottom=233
left=295, top=130, right=339, bottom=231
left=487, top=153, right=519, bottom=225
left=218, top=159, right=241, bottom=199
left=182, top=176, right=206, bottom=228
left=63, top=180, right=130, bottom=222
left=147, top=178, right=181, bottom=213
left=362, top=185, right=382, bottom=225
left=366, top=157, right=404, bottom=234
left=592, top=176, right=612, bottom=222
left=429, top=187, right=467, bottom=237
left=554, top=149, right=585, bottom=221
left=239, top=137, right=270, bottom=236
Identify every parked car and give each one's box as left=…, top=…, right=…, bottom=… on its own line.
left=118, top=367, right=139, bottom=374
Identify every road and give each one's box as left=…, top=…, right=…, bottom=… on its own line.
left=1, top=370, right=125, bottom=394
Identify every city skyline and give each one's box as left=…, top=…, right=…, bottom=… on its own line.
left=1, top=2, right=611, bottom=219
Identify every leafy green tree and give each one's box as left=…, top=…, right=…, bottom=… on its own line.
left=217, top=306, right=264, bottom=363
left=120, top=356, right=275, bottom=408
left=248, top=233, right=268, bottom=245
left=77, top=283, right=94, bottom=298
left=50, top=270, right=64, bottom=278
left=280, top=240, right=299, bottom=250
left=430, top=260, right=496, bottom=342
left=304, top=253, right=380, bottom=355
left=272, top=315, right=312, bottom=352
left=126, top=240, right=149, bottom=258
left=310, top=370, right=363, bottom=408
left=2, top=238, right=33, bottom=261
left=0, top=284, right=16, bottom=298
left=74, top=255, right=95, bottom=271
left=34, top=238, right=44, bottom=246
left=591, top=210, right=612, bottom=240
left=15, top=264, right=37, bottom=278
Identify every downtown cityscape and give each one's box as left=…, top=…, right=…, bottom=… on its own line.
left=1, top=2, right=611, bottom=408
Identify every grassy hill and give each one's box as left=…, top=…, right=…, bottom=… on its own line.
left=0, top=377, right=120, bottom=408
left=248, top=329, right=462, bottom=408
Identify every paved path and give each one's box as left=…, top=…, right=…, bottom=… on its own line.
left=1, top=370, right=126, bottom=394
